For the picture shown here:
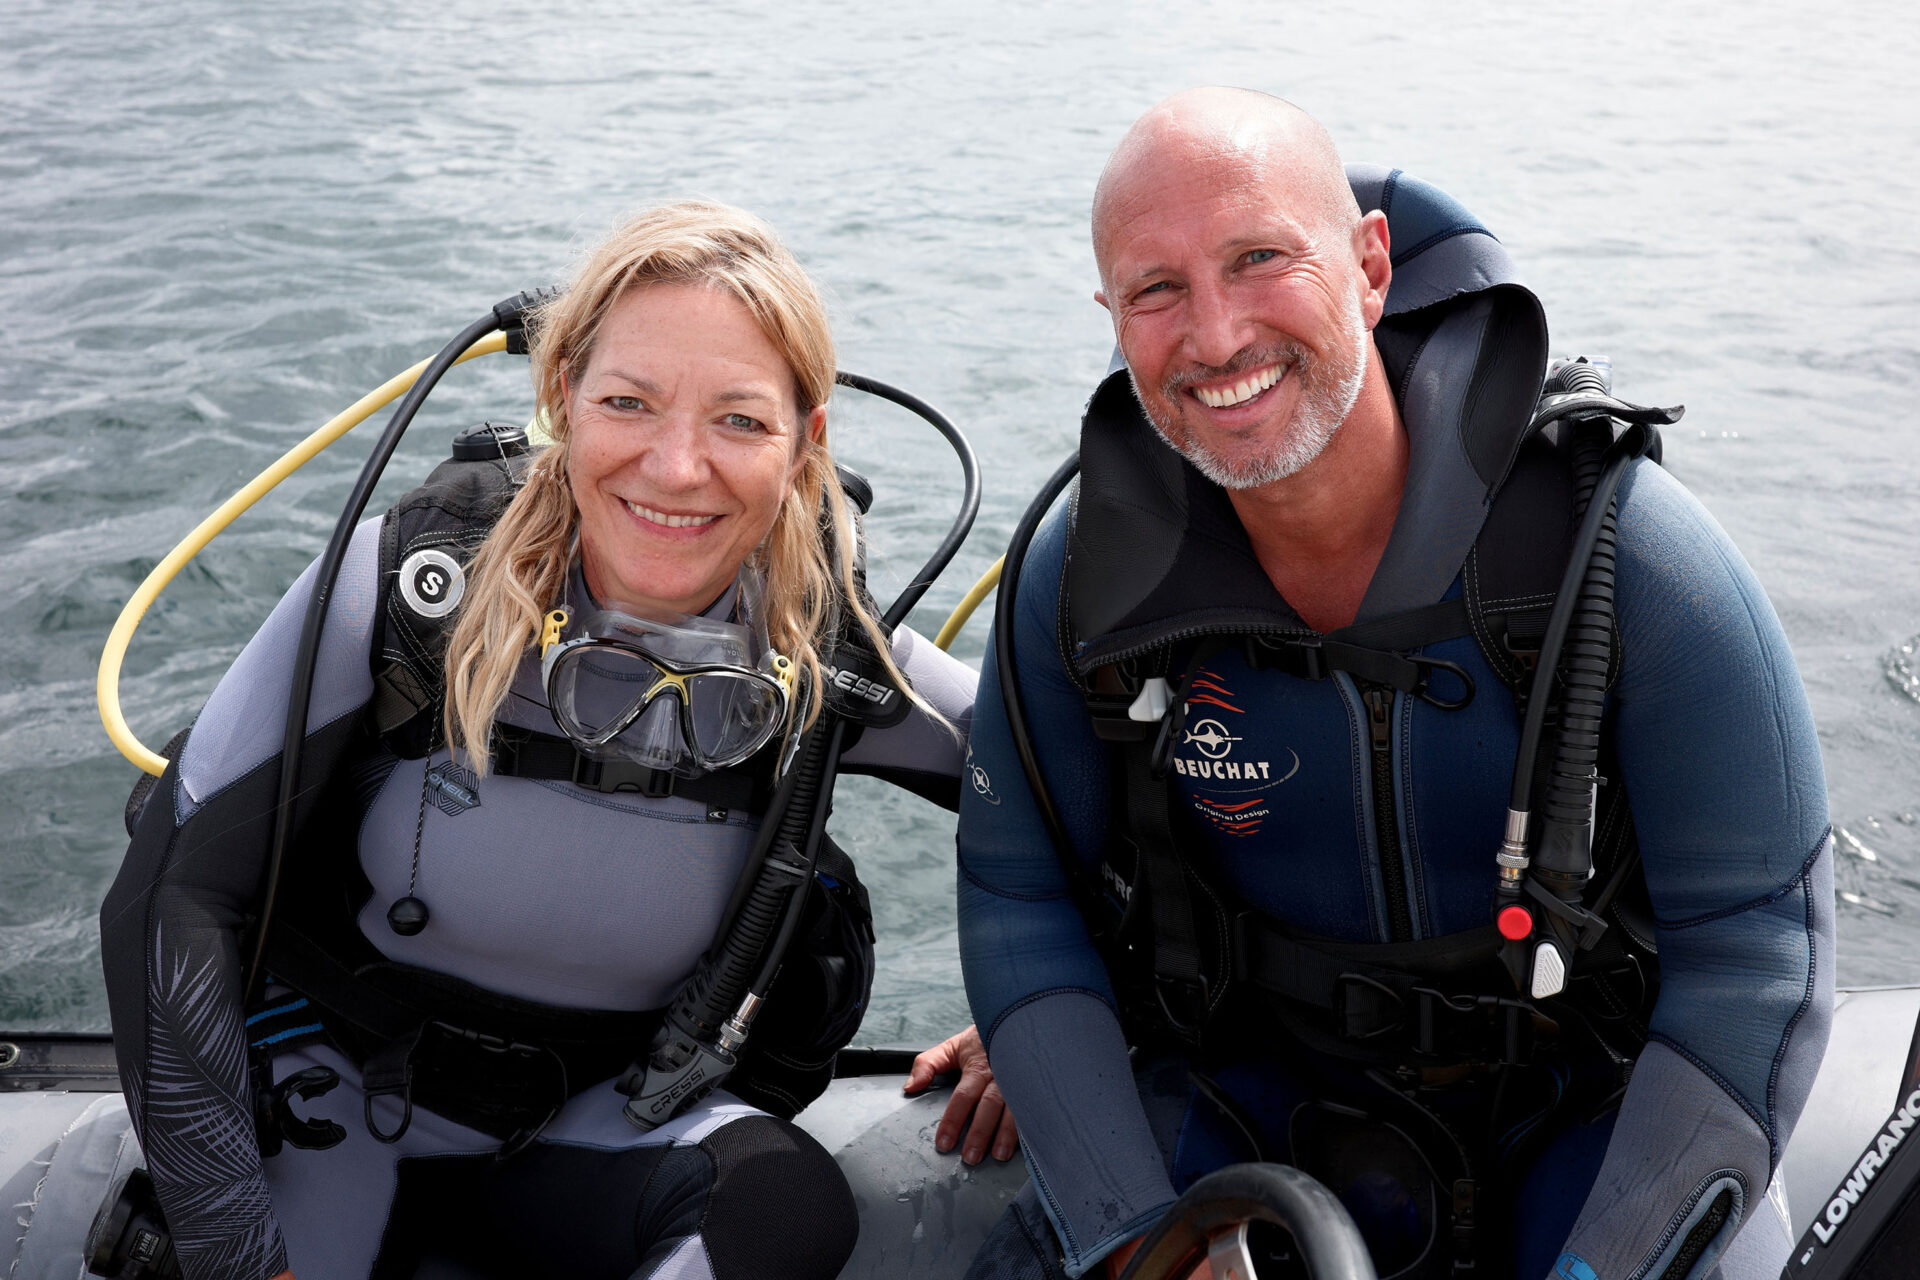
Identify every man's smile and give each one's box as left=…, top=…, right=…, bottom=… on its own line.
left=1189, top=361, right=1287, bottom=410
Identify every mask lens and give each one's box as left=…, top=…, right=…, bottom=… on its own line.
left=548, top=645, right=668, bottom=743
left=684, top=671, right=784, bottom=768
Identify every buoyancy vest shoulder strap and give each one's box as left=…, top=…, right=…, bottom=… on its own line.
left=373, top=448, right=531, bottom=756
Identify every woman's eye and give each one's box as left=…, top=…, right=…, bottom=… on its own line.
left=607, top=395, right=644, bottom=412
left=724, top=413, right=765, bottom=433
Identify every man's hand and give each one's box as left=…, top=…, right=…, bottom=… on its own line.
left=904, top=1024, right=1018, bottom=1164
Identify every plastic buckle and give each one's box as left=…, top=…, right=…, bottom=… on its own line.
left=1409, top=986, right=1537, bottom=1064
left=1153, top=974, right=1211, bottom=1041
left=1248, top=636, right=1328, bottom=682
left=269, top=1065, right=347, bottom=1151
left=574, top=756, right=675, bottom=798
left=1148, top=701, right=1187, bottom=779
left=1332, top=972, right=1406, bottom=1041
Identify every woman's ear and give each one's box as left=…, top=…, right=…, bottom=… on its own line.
left=792, top=404, right=826, bottom=481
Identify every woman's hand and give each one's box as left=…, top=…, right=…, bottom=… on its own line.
left=904, top=1024, right=1018, bottom=1164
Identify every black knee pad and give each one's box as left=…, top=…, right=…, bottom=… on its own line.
left=697, top=1116, right=857, bottom=1280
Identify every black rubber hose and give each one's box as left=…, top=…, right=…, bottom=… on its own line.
left=835, top=371, right=981, bottom=631
left=246, top=306, right=509, bottom=999
left=1114, top=1162, right=1378, bottom=1280
left=1504, top=362, right=1640, bottom=820
left=1532, top=425, right=1621, bottom=894
left=994, top=452, right=1081, bottom=866
left=750, top=719, right=849, bottom=998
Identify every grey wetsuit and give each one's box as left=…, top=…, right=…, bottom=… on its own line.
left=101, top=519, right=977, bottom=1280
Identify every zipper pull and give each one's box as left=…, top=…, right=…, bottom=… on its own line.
left=1364, top=685, right=1394, bottom=753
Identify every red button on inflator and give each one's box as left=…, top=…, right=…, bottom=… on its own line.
left=1497, top=905, right=1534, bottom=941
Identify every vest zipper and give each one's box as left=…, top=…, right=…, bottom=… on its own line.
left=1362, top=681, right=1413, bottom=942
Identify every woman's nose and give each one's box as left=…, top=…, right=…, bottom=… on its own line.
left=636, top=416, right=710, bottom=491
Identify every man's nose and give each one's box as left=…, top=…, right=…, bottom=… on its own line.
left=1184, top=279, right=1253, bottom=369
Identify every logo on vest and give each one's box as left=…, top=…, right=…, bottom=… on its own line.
left=1172, top=668, right=1299, bottom=838
left=425, top=760, right=481, bottom=815
left=398, top=547, right=465, bottom=619
left=1184, top=718, right=1241, bottom=759
left=966, top=745, right=999, bottom=805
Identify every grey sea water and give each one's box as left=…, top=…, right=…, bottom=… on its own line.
left=3, top=1, right=1917, bottom=1040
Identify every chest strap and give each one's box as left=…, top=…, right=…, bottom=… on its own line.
left=1231, top=915, right=1530, bottom=1062
left=490, top=723, right=773, bottom=814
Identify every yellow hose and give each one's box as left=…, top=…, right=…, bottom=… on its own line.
left=933, top=556, right=1003, bottom=651
left=98, top=332, right=511, bottom=775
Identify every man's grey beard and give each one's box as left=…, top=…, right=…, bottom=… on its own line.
left=1135, top=288, right=1369, bottom=491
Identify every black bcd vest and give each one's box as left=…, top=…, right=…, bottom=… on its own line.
left=1057, top=368, right=1672, bottom=1077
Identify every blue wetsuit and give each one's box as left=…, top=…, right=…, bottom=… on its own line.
left=956, top=171, right=1832, bottom=1280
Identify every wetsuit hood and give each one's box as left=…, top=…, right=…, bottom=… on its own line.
left=1068, top=164, right=1549, bottom=676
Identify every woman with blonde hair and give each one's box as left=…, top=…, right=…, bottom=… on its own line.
left=101, top=201, right=991, bottom=1280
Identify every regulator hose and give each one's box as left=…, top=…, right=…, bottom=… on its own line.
left=1114, top=1163, right=1377, bottom=1280
left=834, top=371, right=981, bottom=630
left=994, top=452, right=1081, bottom=866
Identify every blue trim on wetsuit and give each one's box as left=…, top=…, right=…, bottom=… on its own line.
left=957, top=462, right=1832, bottom=1277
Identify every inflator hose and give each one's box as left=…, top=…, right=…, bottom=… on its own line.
left=655, top=718, right=845, bottom=1052
left=246, top=299, right=545, bottom=997
left=1504, top=423, right=1648, bottom=854
left=1530, top=403, right=1620, bottom=896
left=1114, top=1163, right=1377, bottom=1280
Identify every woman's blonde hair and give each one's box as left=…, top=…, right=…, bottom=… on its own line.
left=442, top=200, right=913, bottom=770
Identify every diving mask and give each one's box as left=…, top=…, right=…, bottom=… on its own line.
left=539, top=572, right=796, bottom=774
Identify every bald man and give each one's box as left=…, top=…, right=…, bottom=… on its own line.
left=957, top=89, right=1831, bottom=1280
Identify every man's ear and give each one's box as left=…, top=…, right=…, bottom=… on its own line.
left=1356, top=210, right=1392, bottom=330
left=1094, top=288, right=1110, bottom=309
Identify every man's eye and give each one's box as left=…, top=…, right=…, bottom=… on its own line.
left=1136, top=281, right=1172, bottom=298
left=724, top=413, right=765, bottom=432
left=1245, top=249, right=1278, bottom=264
